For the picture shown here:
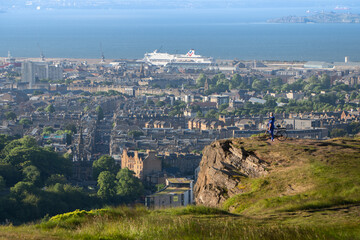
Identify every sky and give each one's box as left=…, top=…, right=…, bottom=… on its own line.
left=1, top=0, right=359, bottom=10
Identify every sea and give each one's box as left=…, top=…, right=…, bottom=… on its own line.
left=1, top=7, right=360, bottom=62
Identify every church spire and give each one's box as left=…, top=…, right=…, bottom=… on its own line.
left=204, top=78, right=209, bottom=91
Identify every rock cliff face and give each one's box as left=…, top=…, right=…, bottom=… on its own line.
left=194, top=139, right=268, bottom=207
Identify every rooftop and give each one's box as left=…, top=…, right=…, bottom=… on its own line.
left=150, top=187, right=190, bottom=196
left=167, top=178, right=192, bottom=184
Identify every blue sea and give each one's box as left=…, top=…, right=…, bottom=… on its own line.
left=1, top=8, right=360, bottom=62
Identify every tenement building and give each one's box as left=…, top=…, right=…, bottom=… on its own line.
left=121, top=149, right=162, bottom=180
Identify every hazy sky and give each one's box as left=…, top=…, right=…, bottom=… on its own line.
left=2, top=0, right=360, bottom=9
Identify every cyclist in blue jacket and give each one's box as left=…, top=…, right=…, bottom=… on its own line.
left=268, top=112, right=275, bottom=142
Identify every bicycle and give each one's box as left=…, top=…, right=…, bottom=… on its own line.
left=264, top=126, right=288, bottom=141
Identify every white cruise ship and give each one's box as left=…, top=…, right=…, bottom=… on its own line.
left=143, top=49, right=214, bottom=69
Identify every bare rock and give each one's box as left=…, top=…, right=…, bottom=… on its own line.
left=194, top=139, right=268, bottom=208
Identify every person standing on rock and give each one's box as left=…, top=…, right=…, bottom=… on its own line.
left=268, top=112, right=275, bottom=142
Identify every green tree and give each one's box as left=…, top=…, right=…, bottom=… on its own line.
left=214, top=78, right=230, bottom=93
left=347, top=122, right=360, bottom=135
left=83, top=106, right=90, bottom=112
left=269, top=78, right=283, bottom=92
left=33, top=90, right=44, bottom=96
left=0, top=163, right=22, bottom=187
left=205, top=109, right=217, bottom=119
left=65, top=124, right=77, bottom=134
left=128, top=130, right=144, bottom=139
left=10, top=181, right=36, bottom=198
left=156, top=101, right=166, bottom=107
left=265, top=98, right=277, bottom=108
left=97, top=171, right=116, bottom=200
left=53, top=130, right=73, bottom=145
left=22, top=165, right=41, bottom=185
left=116, top=168, right=144, bottom=202
left=36, top=107, right=44, bottom=112
left=196, top=73, right=207, bottom=87
left=146, top=99, right=155, bottom=105
left=320, top=74, right=331, bottom=89
left=308, top=75, right=318, bottom=84
left=0, top=176, right=5, bottom=191
left=330, top=129, right=347, bottom=138
left=252, top=79, right=266, bottom=92
left=349, top=92, right=358, bottom=101
left=282, top=79, right=305, bottom=92
left=92, top=155, right=118, bottom=180
left=81, top=91, right=91, bottom=96
left=0, top=134, right=15, bottom=152
left=42, top=126, right=54, bottom=135
left=107, top=90, right=122, bottom=96
left=219, top=103, right=229, bottom=111
left=45, top=104, right=55, bottom=113
left=316, top=93, right=337, bottom=106
left=230, top=73, right=243, bottom=89
left=189, top=104, right=201, bottom=112
left=210, top=73, right=226, bottom=85
left=96, top=106, right=104, bottom=121
left=19, top=118, right=32, bottom=126
left=1, top=136, right=72, bottom=183
left=151, top=83, right=161, bottom=88
left=5, top=111, right=16, bottom=121
left=173, top=100, right=187, bottom=109
left=196, top=111, right=204, bottom=118
left=166, top=84, right=174, bottom=89
left=79, top=98, right=88, bottom=104
left=45, top=174, right=67, bottom=187
left=169, top=109, right=181, bottom=117
left=277, top=97, right=288, bottom=104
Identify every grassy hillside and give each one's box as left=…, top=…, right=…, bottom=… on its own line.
left=0, top=137, right=359, bottom=239
left=0, top=205, right=359, bottom=240
left=223, top=137, right=360, bottom=215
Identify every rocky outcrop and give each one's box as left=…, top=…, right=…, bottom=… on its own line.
left=194, top=139, right=268, bottom=207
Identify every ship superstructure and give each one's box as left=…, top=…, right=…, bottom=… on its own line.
left=144, top=49, right=214, bottom=69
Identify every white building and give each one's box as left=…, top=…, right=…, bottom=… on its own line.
left=145, top=178, right=194, bottom=209
left=210, top=95, right=230, bottom=106
left=21, top=61, right=63, bottom=88
left=286, top=92, right=305, bottom=100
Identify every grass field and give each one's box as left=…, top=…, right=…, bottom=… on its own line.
left=0, top=205, right=359, bottom=240
left=1, top=137, right=359, bottom=239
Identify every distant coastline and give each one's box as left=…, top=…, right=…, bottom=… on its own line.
left=2, top=9, right=360, bottom=62
left=268, top=12, right=360, bottom=23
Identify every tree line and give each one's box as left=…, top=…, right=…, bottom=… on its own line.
left=0, top=135, right=143, bottom=224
